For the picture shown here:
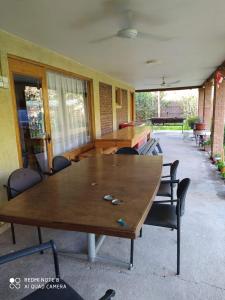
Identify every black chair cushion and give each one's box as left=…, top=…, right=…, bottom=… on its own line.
left=144, top=203, right=177, bottom=229
left=156, top=182, right=171, bottom=197
left=22, top=279, right=84, bottom=300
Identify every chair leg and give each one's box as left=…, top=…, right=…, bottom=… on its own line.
left=177, top=226, right=180, bottom=275
left=139, top=227, right=142, bottom=238
left=11, top=223, right=16, bottom=244
left=171, top=185, right=174, bottom=205
left=37, top=227, right=44, bottom=254
left=129, top=239, right=134, bottom=270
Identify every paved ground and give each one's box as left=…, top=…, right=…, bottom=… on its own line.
left=0, top=131, right=225, bottom=300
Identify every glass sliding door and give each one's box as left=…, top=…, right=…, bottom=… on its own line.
left=9, top=58, right=52, bottom=172
left=47, top=71, right=91, bottom=156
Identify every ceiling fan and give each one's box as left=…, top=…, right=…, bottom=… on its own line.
left=91, top=9, right=171, bottom=43
left=149, top=77, right=181, bottom=88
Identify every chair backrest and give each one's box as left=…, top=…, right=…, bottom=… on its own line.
left=52, top=156, right=71, bottom=173
left=116, top=147, right=139, bottom=155
left=170, top=160, right=179, bottom=181
left=7, top=168, right=42, bottom=199
left=177, top=178, right=191, bottom=216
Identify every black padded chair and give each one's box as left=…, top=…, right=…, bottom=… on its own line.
left=156, top=160, right=180, bottom=204
left=4, top=168, right=43, bottom=245
left=144, top=178, right=190, bottom=275
left=115, top=147, right=139, bottom=155
left=0, top=240, right=115, bottom=300
left=52, top=156, right=72, bottom=174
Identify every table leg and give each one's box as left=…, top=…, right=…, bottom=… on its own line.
left=59, top=233, right=132, bottom=270
left=87, top=233, right=96, bottom=262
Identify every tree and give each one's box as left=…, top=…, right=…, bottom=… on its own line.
left=135, top=92, right=157, bottom=121
left=181, top=95, right=198, bottom=118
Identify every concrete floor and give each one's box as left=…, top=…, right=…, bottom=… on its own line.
left=0, top=131, right=225, bottom=300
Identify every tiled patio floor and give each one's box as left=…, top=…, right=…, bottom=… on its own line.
left=0, top=131, right=225, bottom=300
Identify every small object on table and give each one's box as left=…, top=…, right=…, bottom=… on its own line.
left=112, top=199, right=123, bottom=205
left=91, top=182, right=97, bottom=186
left=103, top=194, right=114, bottom=201
left=117, top=218, right=128, bottom=227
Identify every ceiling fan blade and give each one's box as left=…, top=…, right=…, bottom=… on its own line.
left=90, top=34, right=117, bottom=44
left=138, top=32, right=173, bottom=42
left=169, top=80, right=181, bottom=85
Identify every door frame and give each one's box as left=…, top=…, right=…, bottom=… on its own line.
left=8, top=57, right=53, bottom=169
left=130, top=91, right=135, bottom=121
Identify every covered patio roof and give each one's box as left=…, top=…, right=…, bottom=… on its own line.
left=1, top=0, right=225, bottom=90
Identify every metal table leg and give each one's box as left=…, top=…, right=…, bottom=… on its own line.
left=59, top=233, right=132, bottom=269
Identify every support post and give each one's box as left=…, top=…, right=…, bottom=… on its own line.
left=211, top=74, right=225, bottom=157
left=198, top=87, right=204, bottom=121
left=203, top=81, right=213, bottom=130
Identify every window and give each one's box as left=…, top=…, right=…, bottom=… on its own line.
left=47, top=71, right=91, bottom=155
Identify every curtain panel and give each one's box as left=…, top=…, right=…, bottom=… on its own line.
left=47, top=71, right=91, bottom=155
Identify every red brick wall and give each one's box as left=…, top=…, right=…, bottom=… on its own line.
left=116, top=89, right=128, bottom=128
left=203, top=81, right=213, bottom=129
left=198, top=87, right=204, bottom=121
left=211, top=75, right=225, bottom=156
left=99, top=82, right=113, bottom=135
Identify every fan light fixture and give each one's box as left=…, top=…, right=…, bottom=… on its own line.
left=118, top=28, right=138, bottom=39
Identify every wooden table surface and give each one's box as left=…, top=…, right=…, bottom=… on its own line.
left=0, top=155, right=162, bottom=239
left=95, top=126, right=151, bottom=149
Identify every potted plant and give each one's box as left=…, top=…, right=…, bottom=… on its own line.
left=213, top=153, right=222, bottom=164
left=216, top=160, right=224, bottom=171
left=221, top=172, right=225, bottom=180
left=220, top=162, right=225, bottom=173
left=187, top=116, right=200, bottom=129
left=203, top=139, right=211, bottom=152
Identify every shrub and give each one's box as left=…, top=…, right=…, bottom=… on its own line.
left=187, top=116, right=200, bottom=129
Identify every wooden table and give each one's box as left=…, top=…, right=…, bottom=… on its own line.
left=95, top=125, right=151, bottom=151
left=0, top=155, right=162, bottom=268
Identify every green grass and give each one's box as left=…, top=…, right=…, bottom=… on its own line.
left=152, top=124, right=191, bottom=131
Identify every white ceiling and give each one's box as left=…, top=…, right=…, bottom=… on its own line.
left=1, top=0, right=225, bottom=89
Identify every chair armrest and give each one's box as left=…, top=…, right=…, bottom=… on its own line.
left=99, top=289, right=116, bottom=300
left=160, top=179, right=179, bottom=184
left=0, top=240, right=60, bottom=278
left=163, top=163, right=172, bottom=167
left=161, top=175, right=170, bottom=178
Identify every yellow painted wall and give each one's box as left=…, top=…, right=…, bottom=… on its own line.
left=0, top=29, right=134, bottom=204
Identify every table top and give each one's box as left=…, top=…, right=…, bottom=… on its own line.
left=0, top=155, right=162, bottom=239
left=95, top=126, right=151, bottom=148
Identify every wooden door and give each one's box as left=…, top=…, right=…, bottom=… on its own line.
left=8, top=57, right=53, bottom=172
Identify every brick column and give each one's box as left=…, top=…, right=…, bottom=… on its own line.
left=203, top=81, right=213, bottom=129
left=211, top=74, right=225, bottom=156
left=198, top=87, right=204, bottom=121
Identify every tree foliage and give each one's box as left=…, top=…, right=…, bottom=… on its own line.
left=135, top=91, right=198, bottom=121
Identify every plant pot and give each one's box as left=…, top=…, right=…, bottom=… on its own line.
left=220, top=167, right=225, bottom=173
left=195, top=122, right=206, bottom=130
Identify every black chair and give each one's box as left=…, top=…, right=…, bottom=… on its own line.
left=156, top=160, right=180, bottom=204
left=0, top=240, right=115, bottom=300
left=144, top=178, right=190, bottom=275
left=4, top=168, right=43, bottom=246
left=115, top=147, right=139, bottom=155
left=52, top=155, right=72, bottom=174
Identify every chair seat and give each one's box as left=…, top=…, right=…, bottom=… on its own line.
left=144, top=203, right=178, bottom=229
left=157, top=182, right=171, bottom=197
left=22, top=279, right=84, bottom=300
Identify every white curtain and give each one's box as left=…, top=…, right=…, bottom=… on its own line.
left=47, top=71, right=91, bottom=155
